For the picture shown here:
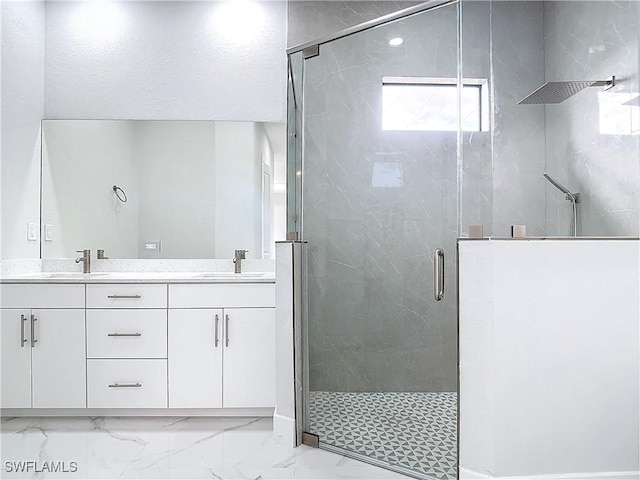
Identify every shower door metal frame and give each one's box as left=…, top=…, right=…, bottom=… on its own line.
left=286, top=0, right=457, bottom=55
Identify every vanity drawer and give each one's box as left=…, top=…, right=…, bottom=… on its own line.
left=87, top=359, right=167, bottom=408
left=169, top=284, right=275, bottom=308
left=87, top=284, right=167, bottom=308
left=0, top=284, right=84, bottom=308
left=87, top=310, right=167, bottom=359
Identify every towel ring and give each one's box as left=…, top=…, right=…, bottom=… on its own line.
left=113, top=185, right=128, bottom=203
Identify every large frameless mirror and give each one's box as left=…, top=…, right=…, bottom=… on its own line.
left=41, top=120, right=287, bottom=260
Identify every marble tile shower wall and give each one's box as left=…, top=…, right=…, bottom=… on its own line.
left=303, top=6, right=459, bottom=393
left=543, top=1, right=639, bottom=237
left=490, top=2, right=547, bottom=237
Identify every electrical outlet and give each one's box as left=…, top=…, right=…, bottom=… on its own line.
left=44, top=224, right=53, bottom=241
left=27, top=222, right=38, bottom=241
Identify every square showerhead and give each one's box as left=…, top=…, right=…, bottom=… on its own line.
left=518, top=78, right=615, bottom=105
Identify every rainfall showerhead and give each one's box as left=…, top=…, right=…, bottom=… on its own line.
left=518, top=77, right=615, bottom=105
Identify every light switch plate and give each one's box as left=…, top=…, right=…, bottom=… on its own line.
left=44, top=224, right=53, bottom=241
left=27, top=222, right=38, bottom=241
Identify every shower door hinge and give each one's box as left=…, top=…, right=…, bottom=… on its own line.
left=302, top=45, right=319, bottom=60
left=302, top=432, right=320, bottom=448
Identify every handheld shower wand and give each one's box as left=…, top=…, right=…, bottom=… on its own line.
left=543, top=173, right=580, bottom=237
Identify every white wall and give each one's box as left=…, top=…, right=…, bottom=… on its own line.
left=41, top=121, right=139, bottom=258
left=135, top=121, right=216, bottom=259
left=1, top=1, right=287, bottom=261
left=460, top=240, right=640, bottom=479
left=44, top=1, right=287, bottom=122
left=1, top=0, right=45, bottom=260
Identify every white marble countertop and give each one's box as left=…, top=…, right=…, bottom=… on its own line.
left=0, top=271, right=275, bottom=284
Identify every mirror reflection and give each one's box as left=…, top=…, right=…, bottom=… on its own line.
left=41, top=120, right=286, bottom=259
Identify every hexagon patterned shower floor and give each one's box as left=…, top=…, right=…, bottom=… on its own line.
left=309, top=391, right=457, bottom=480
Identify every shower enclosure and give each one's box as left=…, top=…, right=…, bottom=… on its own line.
left=288, top=2, right=462, bottom=478
left=286, top=0, right=639, bottom=479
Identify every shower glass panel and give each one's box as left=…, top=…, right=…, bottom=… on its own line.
left=287, top=53, right=304, bottom=235
left=298, top=3, right=459, bottom=479
left=482, top=0, right=639, bottom=238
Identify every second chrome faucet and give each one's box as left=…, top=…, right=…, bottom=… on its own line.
left=75, top=249, right=91, bottom=273
left=233, top=249, right=248, bottom=274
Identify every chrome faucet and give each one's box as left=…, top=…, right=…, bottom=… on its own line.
left=97, top=249, right=109, bottom=259
left=233, top=250, right=248, bottom=274
left=75, top=249, right=91, bottom=273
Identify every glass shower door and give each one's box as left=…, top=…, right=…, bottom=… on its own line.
left=299, top=3, right=460, bottom=480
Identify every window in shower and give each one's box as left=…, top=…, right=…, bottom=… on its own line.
left=382, top=76, right=489, bottom=131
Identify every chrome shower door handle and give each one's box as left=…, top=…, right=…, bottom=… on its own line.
left=214, top=314, right=220, bottom=347
left=434, top=249, right=445, bottom=302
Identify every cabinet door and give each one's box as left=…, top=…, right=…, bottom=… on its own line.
left=223, top=308, right=275, bottom=408
left=168, top=309, right=223, bottom=408
left=0, top=309, right=31, bottom=408
left=31, top=309, right=86, bottom=408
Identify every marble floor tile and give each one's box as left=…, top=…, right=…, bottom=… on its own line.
left=0, top=417, right=409, bottom=479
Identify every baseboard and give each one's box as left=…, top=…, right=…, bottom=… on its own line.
left=460, top=468, right=640, bottom=480
left=273, top=412, right=296, bottom=448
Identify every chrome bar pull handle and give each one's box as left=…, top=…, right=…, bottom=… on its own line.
left=107, top=332, right=142, bottom=337
left=30, top=315, right=38, bottom=347
left=214, top=314, right=220, bottom=347
left=434, top=249, right=445, bottom=302
left=107, top=295, right=141, bottom=299
left=20, top=315, right=27, bottom=347
left=225, top=314, right=230, bottom=347
left=108, top=383, right=142, bottom=388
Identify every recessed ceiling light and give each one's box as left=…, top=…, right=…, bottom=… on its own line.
left=210, top=0, right=265, bottom=43
left=389, top=37, right=404, bottom=47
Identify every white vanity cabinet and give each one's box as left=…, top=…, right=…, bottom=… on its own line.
left=168, top=284, right=276, bottom=409
left=0, top=285, right=86, bottom=408
left=0, top=279, right=275, bottom=415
